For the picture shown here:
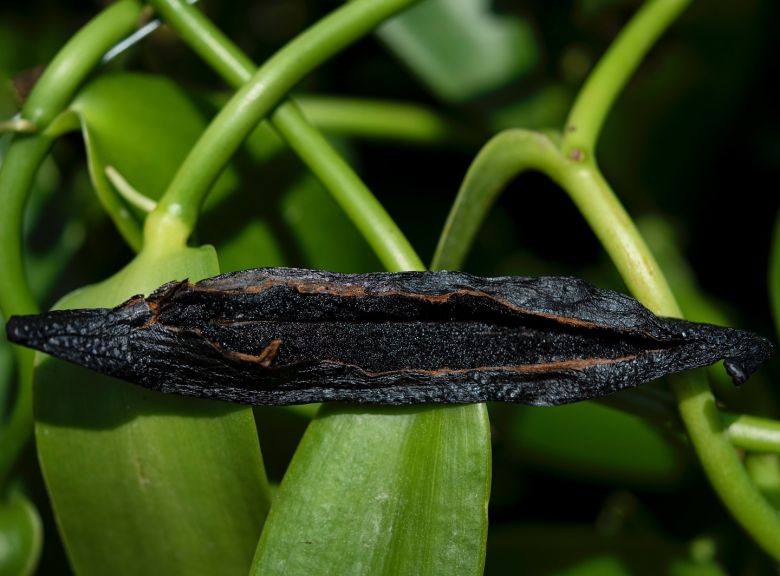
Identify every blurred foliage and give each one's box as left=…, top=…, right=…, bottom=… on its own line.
left=0, top=0, right=778, bottom=574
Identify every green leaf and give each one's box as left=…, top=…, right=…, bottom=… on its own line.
left=378, top=0, right=538, bottom=102
left=251, top=405, right=490, bottom=575
left=69, top=73, right=239, bottom=250
left=506, top=402, right=685, bottom=486
left=35, top=245, right=270, bottom=575
left=0, top=490, right=42, bottom=576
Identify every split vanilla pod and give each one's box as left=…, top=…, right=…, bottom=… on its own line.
left=5, top=268, right=774, bottom=406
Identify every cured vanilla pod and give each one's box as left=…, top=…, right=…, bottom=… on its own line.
left=5, top=268, right=773, bottom=406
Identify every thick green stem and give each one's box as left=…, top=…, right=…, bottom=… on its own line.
left=554, top=160, right=780, bottom=558
left=556, top=0, right=780, bottom=547
left=0, top=1, right=143, bottom=491
left=562, top=0, right=691, bottom=156
left=147, top=0, right=421, bottom=248
left=0, top=137, right=51, bottom=489
left=292, top=96, right=459, bottom=145
left=22, top=0, right=143, bottom=127
left=435, top=124, right=780, bottom=556
left=430, top=0, right=780, bottom=556
left=0, top=350, right=34, bottom=494
left=558, top=0, right=780, bottom=556
left=148, top=0, right=424, bottom=271
left=0, top=137, right=52, bottom=318
left=724, top=414, right=780, bottom=454
left=432, top=129, right=567, bottom=271
left=552, top=160, right=678, bottom=311
left=674, top=374, right=780, bottom=556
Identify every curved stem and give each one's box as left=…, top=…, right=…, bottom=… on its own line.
left=432, top=129, right=566, bottom=271
left=724, top=414, right=780, bottom=454
left=551, top=159, right=678, bottom=311
left=0, top=138, right=50, bottom=492
left=0, top=1, right=143, bottom=491
left=674, top=374, right=780, bottom=557
left=562, top=0, right=691, bottom=156
left=556, top=0, right=780, bottom=556
left=291, top=96, right=461, bottom=145
left=148, top=0, right=424, bottom=271
left=147, top=0, right=421, bottom=246
left=22, top=0, right=143, bottom=128
left=434, top=125, right=780, bottom=556
left=0, top=350, right=34, bottom=493
left=552, top=159, right=780, bottom=559
left=0, top=137, right=52, bottom=318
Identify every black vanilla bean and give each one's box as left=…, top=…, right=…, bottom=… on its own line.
left=5, top=268, right=773, bottom=406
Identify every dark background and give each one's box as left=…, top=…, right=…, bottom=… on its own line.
left=1, top=0, right=778, bottom=573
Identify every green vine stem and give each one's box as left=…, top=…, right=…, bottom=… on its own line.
left=723, top=414, right=780, bottom=454
left=20, top=1, right=143, bottom=129
left=443, top=133, right=780, bottom=559
left=561, top=0, right=692, bottom=157
left=432, top=0, right=780, bottom=553
left=432, top=130, right=562, bottom=270
left=148, top=0, right=424, bottom=271
left=560, top=160, right=780, bottom=558
left=240, top=97, right=464, bottom=156
left=0, top=138, right=53, bottom=318
left=557, top=0, right=780, bottom=556
left=291, top=96, right=462, bottom=145
left=0, top=0, right=144, bottom=491
left=0, top=137, right=50, bottom=494
left=433, top=129, right=780, bottom=451
left=145, top=0, right=421, bottom=254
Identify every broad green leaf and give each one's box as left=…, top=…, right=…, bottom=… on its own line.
left=507, top=402, right=685, bottom=486
left=252, top=405, right=490, bottom=575
left=378, top=0, right=538, bottom=102
left=0, top=490, right=41, bottom=576
left=70, top=73, right=238, bottom=249
left=35, top=245, right=270, bottom=575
